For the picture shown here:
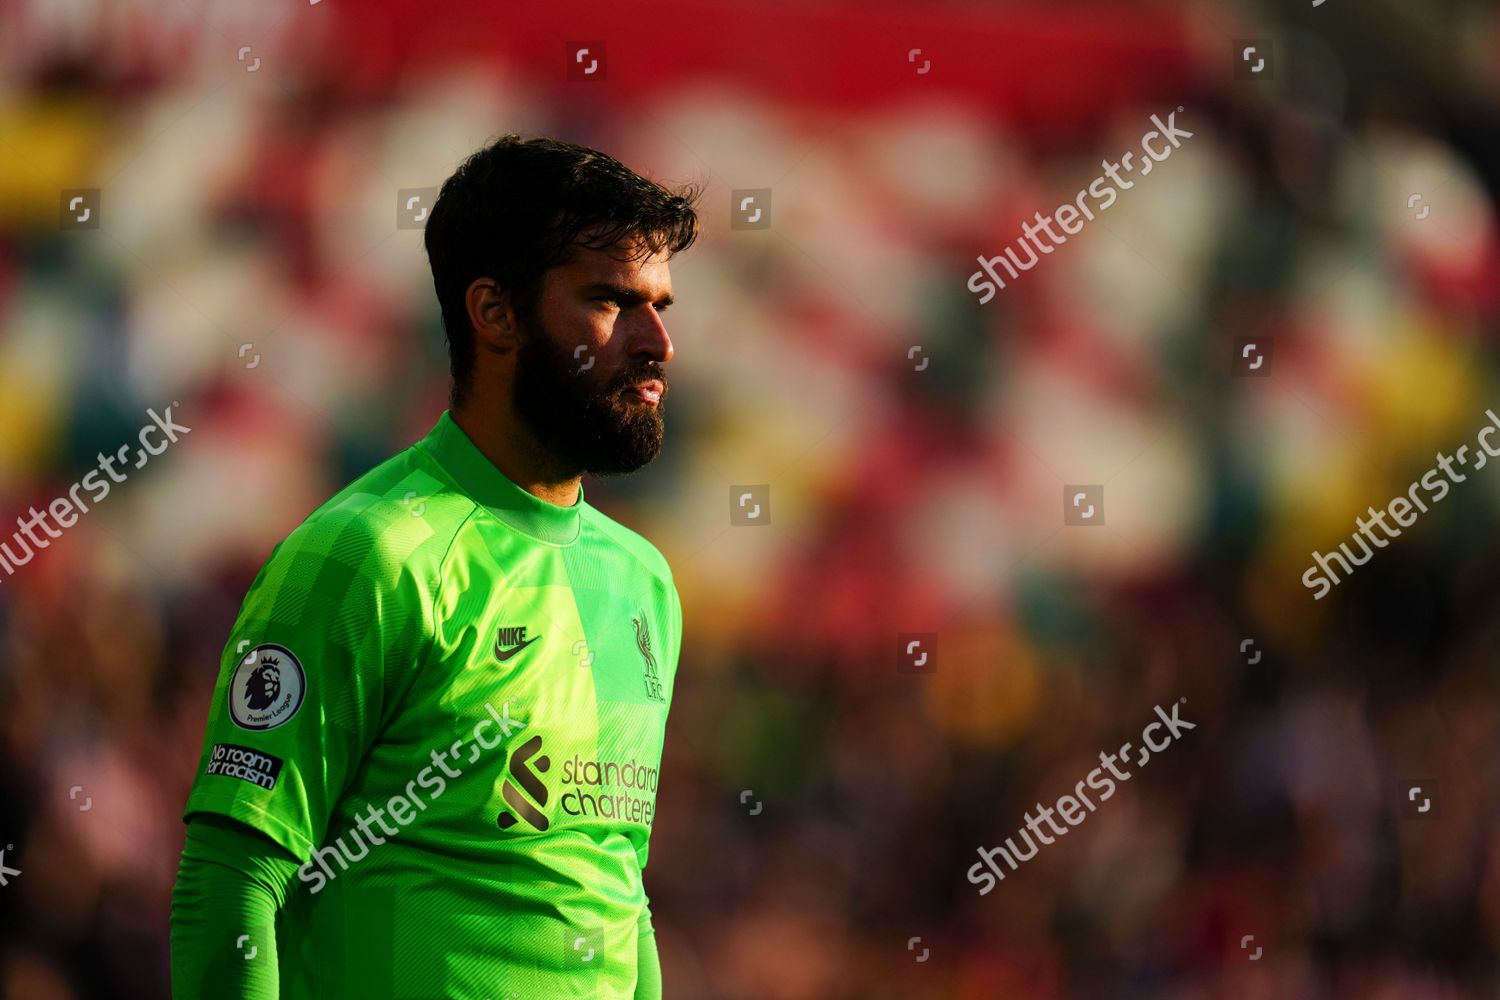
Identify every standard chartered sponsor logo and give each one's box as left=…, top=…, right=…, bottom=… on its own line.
left=496, top=746, right=662, bottom=830
left=558, top=755, right=660, bottom=826
left=496, top=734, right=552, bottom=831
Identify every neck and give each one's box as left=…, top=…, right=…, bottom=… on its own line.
left=451, top=399, right=582, bottom=508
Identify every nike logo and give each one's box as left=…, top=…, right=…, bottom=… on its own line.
left=495, top=626, right=540, bottom=662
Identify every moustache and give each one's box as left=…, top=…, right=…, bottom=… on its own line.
left=606, top=365, right=668, bottom=392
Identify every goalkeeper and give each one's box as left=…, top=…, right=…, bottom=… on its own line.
left=170, top=135, right=699, bottom=999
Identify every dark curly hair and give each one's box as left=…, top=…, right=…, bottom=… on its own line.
left=423, top=135, right=702, bottom=407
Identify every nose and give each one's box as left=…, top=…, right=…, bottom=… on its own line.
left=629, top=305, right=673, bottom=365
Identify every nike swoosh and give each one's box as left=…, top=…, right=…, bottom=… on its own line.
left=495, top=635, right=540, bottom=662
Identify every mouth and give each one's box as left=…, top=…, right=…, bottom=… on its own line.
left=625, top=379, right=665, bottom=407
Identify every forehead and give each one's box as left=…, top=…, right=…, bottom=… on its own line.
left=553, top=235, right=673, bottom=290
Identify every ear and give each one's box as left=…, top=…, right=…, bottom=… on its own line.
left=464, top=277, right=523, bottom=357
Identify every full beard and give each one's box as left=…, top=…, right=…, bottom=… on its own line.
left=511, top=317, right=667, bottom=477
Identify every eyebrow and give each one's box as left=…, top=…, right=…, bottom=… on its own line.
left=584, top=282, right=674, bottom=309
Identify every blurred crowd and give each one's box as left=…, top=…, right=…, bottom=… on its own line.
left=4, top=0, right=1500, bottom=997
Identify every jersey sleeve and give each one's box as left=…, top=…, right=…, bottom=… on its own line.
left=181, top=506, right=435, bottom=860
left=171, top=816, right=295, bottom=1000
left=172, top=815, right=292, bottom=995
left=634, top=902, right=662, bottom=1000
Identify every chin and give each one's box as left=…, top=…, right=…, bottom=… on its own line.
left=580, top=425, right=664, bottom=476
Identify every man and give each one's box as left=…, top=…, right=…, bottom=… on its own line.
left=171, top=134, right=700, bottom=999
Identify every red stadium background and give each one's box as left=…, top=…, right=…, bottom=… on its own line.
left=3, top=0, right=1500, bottom=996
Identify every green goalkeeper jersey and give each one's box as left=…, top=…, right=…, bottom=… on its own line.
left=181, top=410, right=681, bottom=999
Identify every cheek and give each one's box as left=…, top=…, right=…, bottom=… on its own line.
left=591, top=338, right=632, bottom=377
left=570, top=318, right=619, bottom=369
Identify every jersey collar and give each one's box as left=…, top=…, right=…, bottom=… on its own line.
left=420, top=410, right=585, bottom=546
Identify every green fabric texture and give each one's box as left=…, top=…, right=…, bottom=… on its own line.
left=634, top=906, right=662, bottom=1000
left=179, top=410, right=682, bottom=998
left=171, top=815, right=301, bottom=999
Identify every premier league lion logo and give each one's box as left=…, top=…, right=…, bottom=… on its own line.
left=245, top=656, right=282, bottom=712
left=229, top=643, right=306, bottom=730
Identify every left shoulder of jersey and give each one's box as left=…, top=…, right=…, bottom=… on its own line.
left=580, top=505, right=675, bottom=589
